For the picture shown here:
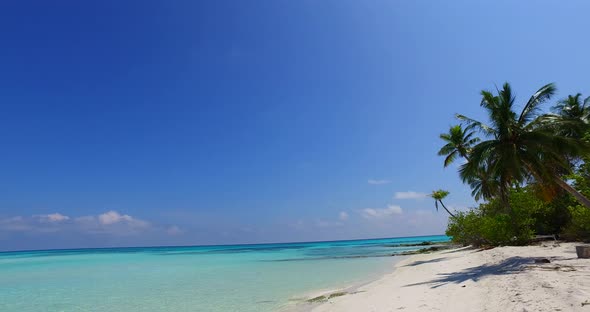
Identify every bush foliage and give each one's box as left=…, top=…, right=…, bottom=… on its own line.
left=562, top=205, right=590, bottom=242
left=446, top=186, right=580, bottom=246
left=446, top=208, right=533, bottom=247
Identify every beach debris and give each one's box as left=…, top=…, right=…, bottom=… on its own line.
left=534, top=258, right=551, bottom=264
left=306, top=295, right=328, bottom=303
left=525, top=264, right=577, bottom=272
left=581, top=300, right=590, bottom=307
left=575, top=245, right=590, bottom=258
left=306, top=291, right=348, bottom=303
left=328, top=292, right=347, bottom=299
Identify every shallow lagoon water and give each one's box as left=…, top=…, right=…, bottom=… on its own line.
left=0, top=235, right=448, bottom=311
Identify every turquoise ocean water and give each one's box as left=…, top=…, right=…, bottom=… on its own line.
left=0, top=235, right=448, bottom=311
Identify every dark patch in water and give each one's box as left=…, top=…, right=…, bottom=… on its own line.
left=261, top=254, right=394, bottom=262
left=156, top=245, right=309, bottom=256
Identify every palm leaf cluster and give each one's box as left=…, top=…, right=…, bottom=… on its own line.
left=438, top=83, right=590, bottom=209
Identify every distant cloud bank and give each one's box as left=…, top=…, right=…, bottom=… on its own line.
left=0, top=211, right=176, bottom=237
left=34, top=213, right=70, bottom=223
left=394, top=191, right=428, bottom=200
left=360, top=205, right=403, bottom=219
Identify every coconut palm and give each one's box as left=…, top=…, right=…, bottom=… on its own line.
left=550, top=93, right=590, bottom=138
left=467, top=160, right=500, bottom=201
left=457, top=83, right=590, bottom=209
left=438, top=125, right=496, bottom=201
left=438, top=125, right=479, bottom=167
left=430, top=189, right=455, bottom=217
left=553, top=93, right=590, bottom=123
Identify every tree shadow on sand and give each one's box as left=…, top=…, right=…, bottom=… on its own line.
left=440, top=247, right=477, bottom=254
left=403, top=257, right=449, bottom=267
left=403, top=256, right=539, bottom=289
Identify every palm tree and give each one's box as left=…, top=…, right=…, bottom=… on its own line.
left=553, top=93, right=590, bottom=123
left=550, top=93, right=590, bottom=138
left=457, top=83, right=590, bottom=209
left=430, top=189, right=455, bottom=217
left=467, top=160, right=500, bottom=201
left=438, top=125, right=479, bottom=167
left=438, top=125, right=497, bottom=202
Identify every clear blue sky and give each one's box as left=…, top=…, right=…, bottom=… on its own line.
left=1, top=0, right=589, bottom=251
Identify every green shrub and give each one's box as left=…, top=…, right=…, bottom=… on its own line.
left=445, top=210, right=486, bottom=247
left=533, top=192, right=573, bottom=235
left=562, top=205, right=590, bottom=241
left=480, top=187, right=572, bottom=235
left=446, top=206, right=534, bottom=247
left=446, top=184, right=586, bottom=246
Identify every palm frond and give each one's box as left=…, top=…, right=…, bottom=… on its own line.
left=456, top=114, right=495, bottom=136
left=443, top=151, right=458, bottom=167
left=438, top=143, right=456, bottom=156
left=518, top=83, right=556, bottom=126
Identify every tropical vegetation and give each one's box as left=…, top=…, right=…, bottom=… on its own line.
left=438, top=83, right=590, bottom=246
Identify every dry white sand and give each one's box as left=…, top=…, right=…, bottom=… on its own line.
left=310, top=242, right=590, bottom=312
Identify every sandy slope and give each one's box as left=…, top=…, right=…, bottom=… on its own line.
left=311, top=242, right=590, bottom=312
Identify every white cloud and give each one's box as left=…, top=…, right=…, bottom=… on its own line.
left=0, top=211, right=150, bottom=236
left=35, top=213, right=70, bottom=223
left=360, top=205, right=403, bottom=219
left=98, top=211, right=134, bottom=225
left=1, top=215, right=67, bottom=233
left=394, top=191, right=428, bottom=200
left=89, top=211, right=150, bottom=234
left=368, top=179, right=391, bottom=185
left=339, top=211, right=349, bottom=221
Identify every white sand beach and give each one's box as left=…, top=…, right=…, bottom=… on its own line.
left=311, top=242, right=590, bottom=311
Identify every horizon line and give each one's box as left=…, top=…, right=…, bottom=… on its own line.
left=0, top=233, right=448, bottom=254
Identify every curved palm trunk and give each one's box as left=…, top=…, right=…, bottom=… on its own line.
left=522, top=162, right=590, bottom=208
left=438, top=200, right=456, bottom=218
left=554, top=176, right=590, bottom=208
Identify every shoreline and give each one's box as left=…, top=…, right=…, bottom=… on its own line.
left=280, top=255, right=409, bottom=312
left=304, top=242, right=590, bottom=311
left=282, top=243, right=456, bottom=311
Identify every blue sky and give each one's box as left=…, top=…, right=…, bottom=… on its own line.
left=1, top=0, right=589, bottom=251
